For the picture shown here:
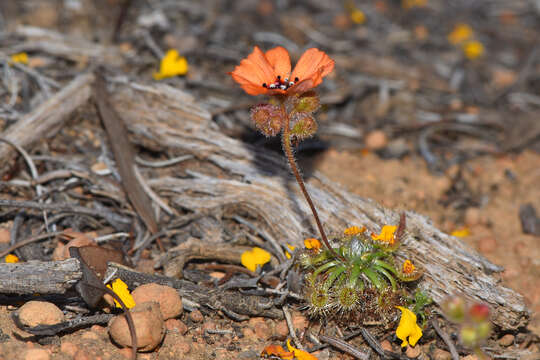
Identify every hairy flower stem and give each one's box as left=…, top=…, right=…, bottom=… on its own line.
left=280, top=104, right=342, bottom=260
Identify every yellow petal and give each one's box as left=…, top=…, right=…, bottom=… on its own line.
left=10, top=52, right=29, bottom=65
left=107, top=278, right=136, bottom=309
left=344, top=226, right=366, bottom=236
left=371, top=225, right=397, bottom=243
left=304, top=238, right=321, bottom=251
left=350, top=9, right=365, bottom=24
left=451, top=227, right=470, bottom=237
left=153, top=49, right=189, bottom=80
left=241, top=247, right=271, bottom=272
left=286, top=339, right=319, bottom=360
left=463, top=40, right=484, bottom=60
left=448, top=23, right=473, bottom=45
left=285, top=244, right=296, bottom=259
left=395, top=306, right=422, bottom=347
left=5, top=254, right=19, bottom=263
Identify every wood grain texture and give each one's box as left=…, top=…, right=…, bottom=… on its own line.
left=0, top=258, right=81, bottom=294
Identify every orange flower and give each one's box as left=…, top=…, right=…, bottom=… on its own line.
left=402, top=259, right=415, bottom=274
left=230, top=46, right=334, bottom=96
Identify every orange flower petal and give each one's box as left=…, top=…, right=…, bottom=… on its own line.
left=265, top=46, right=292, bottom=80
left=291, top=48, right=334, bottom=89
left=230, top=46, right=276, bottom=95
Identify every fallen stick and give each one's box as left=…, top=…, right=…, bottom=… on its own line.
left=0, top=73, right=95, bottom=173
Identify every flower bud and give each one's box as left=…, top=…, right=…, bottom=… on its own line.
left=442, top=296, right=466, bottom=323
left=290, top=113, right=317, bottom=140
left=468, top=303, right=490, bottom=322
left=460, top=325, right=478, bottom=347
left=294, top=91, right=320, bottom=113
left=250, top=104, right=282, bottom=137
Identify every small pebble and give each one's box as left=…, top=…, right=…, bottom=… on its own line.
left=291, top=314, right=308, bottom=332
left=24, top=348, right=50, bottom=360
left=109, top=301, right=165, bottom=352
left=60, top=341, right=78, bottom=357
left=380, top=339, right=393, bottom=352
left=405, top=345, right=421, bottom=358
left=365, top=130, right=388, bottom=150
left=189, top=310, right=204, bottom=323
left=464, top=207, right=482, bottom=226
left=499, top=333, right=514, bottom=347
left=165, top=319, right=188, bottom=334
left=173, top=338, right=191, bottom=354
left=432, top=348, right=452, bottom=360
left=132, top=283, right=183, bottom=320
left=248, top=317, right=270, bottom=340
left=18, top=301, right=64, bottom=327
left=478, top=237, right=497, bottom=254
left=0, top=228, right=10, bottom=244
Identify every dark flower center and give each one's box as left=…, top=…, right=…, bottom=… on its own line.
left=262, top=76, right=300, bottom=90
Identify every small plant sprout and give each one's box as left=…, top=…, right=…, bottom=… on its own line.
left=299, top=214, right=423, bottom=320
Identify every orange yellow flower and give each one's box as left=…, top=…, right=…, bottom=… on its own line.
left=395, top=306, right=423, bottom=347
left=344, top=225, right=366, bottom=236
left=4, top=254, right=19, bottom=263
left=402, top=259, right=415, bottom=274
left=304, top=238, right=321, bottom=251
left=106, top=278, right=136, bottom=309
left=241, top=247, right=272, bottom=271
left=448, top=23, right=473, bottom=45
left=451, top=227, right=470, bottom=237
left=10, top=52, right=29, bottom=65
left=463, top=40, right=484, bottom=60
left=230, top=46, right=334, bottom=96
left=153, top=49, right=188, bottom=80
left=371, top=225, right=397, bottom=245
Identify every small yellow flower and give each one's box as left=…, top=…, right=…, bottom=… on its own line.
left=304, top=238, right=321, bottom=251
left=153, top=49, right=189, bottom=80
left=395, top=306, right=423, bottom=347
left=463, top=40, right=484, bottom=60
left=402, top=0, right=427, bottom=9
left=5, top=254, right=19, bottom=263
left=350, top=9, right=365, bottom=24
left=241, top=247, right=271, bottom=272
left=10, top=52, right=29, bottom=65
left=451, top=227, right=470, bottom=237
left=402, top=260, right=415, bottom=274
left=344, top=226, right=366, bottom=236
left=106, top=278, right=136, bottom=309
left=285, top=244, right=296, bottom=259
left=371, top=225, right=397, bottom=245
left=286, top=339, right=319, bottom=360
left=448, top=23, right=473, bottom=45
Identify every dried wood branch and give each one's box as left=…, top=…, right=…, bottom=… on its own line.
left=0, top=258, right=81, bottom=294
left=0, top=73, right=95, bottom=173
left=105, top=79, right=528, bottom=331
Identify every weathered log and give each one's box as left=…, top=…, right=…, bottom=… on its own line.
left=0, top=258, right=81, bottom=294
left=106, top=80, right=529, bottom=331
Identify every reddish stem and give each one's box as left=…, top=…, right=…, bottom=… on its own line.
left=280, top=104, right=341, bottom=259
